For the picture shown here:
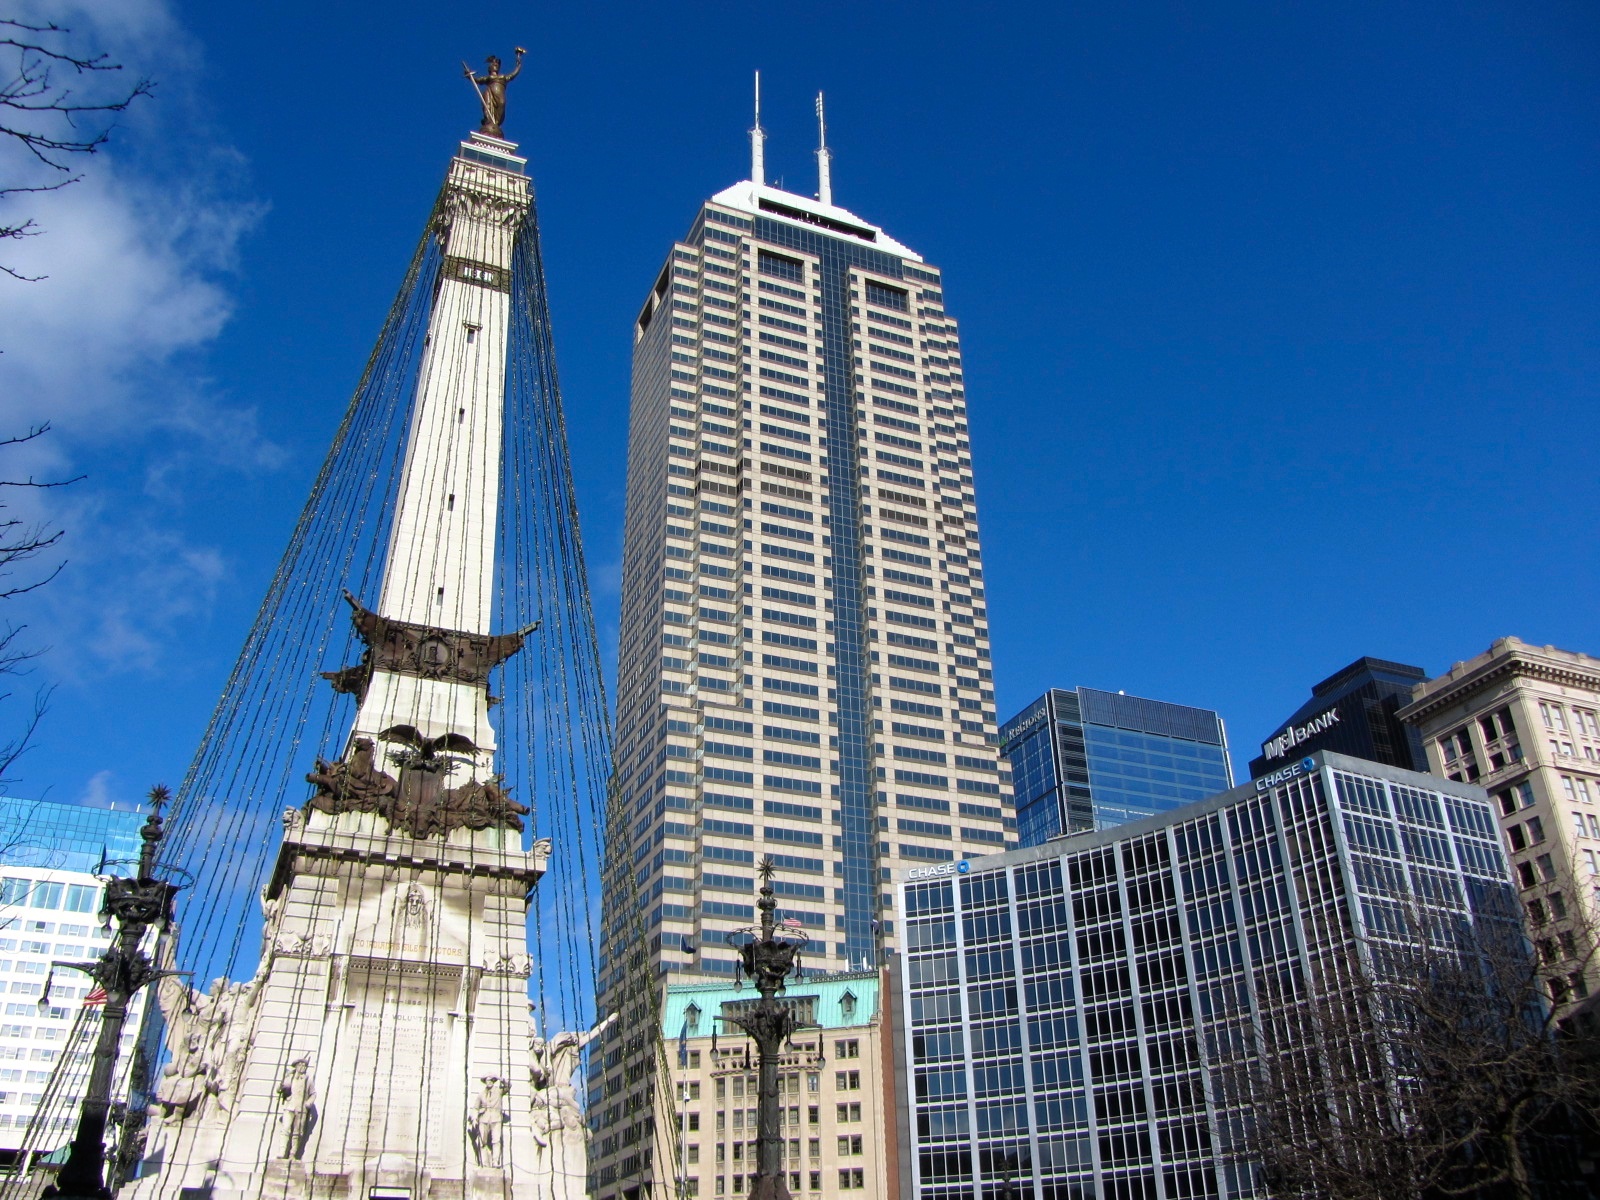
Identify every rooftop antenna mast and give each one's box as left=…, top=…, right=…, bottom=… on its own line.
left=751, top=70, right=766, bottom=186
left=815, top=91, right=833, bottom=206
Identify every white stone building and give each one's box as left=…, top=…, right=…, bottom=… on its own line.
left=1398, top=636, right=1600, bottom=1009
left=654, top=970, right=893, bottom=1200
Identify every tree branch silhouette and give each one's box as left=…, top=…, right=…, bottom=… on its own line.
left=1, top=17, right=153, bottom=280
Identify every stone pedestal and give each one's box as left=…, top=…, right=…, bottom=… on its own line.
left=125, top=811, right=548, bottom=1200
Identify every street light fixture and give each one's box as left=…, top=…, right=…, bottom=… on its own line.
left=721, top=859, right=808, bottom=1200
left=41, top=786, right=187, bottom=1200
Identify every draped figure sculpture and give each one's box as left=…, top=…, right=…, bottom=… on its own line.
left=463, top=50, right=524, bottom=139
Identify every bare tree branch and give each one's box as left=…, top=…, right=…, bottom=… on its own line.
left=1218, top=892, right=1600, bottom=1199
left=0, top=423, right=80, bottom=812
left=1, top=18, right=153, bottom=281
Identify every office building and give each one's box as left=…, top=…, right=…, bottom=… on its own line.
left=594, top=98, right=1013, bottom=1198
left=654, top=970, right=891, bottom=1198
left=1249, top=656, right=1428, bottom=779
left=1398, top=636, right=1600, bottom=1007
left=1000, top=688, right=1232, bottom=846
left=0, top=798, right=153, bottom=1161
left=894, top=752, right=1514, bottom=1200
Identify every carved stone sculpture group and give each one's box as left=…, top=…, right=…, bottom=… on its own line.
left=304, top=735, right=530, bottom=839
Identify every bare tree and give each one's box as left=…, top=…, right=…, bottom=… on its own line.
left=0, top=424, right=80, bottom=807
left=1219, top=896, right=1600, bottom=1200
left=0, top=17, right=128, bottom=807
left=2, top=16, right=152, bottom=280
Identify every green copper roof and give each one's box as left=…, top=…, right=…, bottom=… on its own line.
left=660, top=970, right=879, bottom=1036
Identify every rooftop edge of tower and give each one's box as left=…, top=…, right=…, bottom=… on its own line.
left=707, top=180, right=923, bottom=263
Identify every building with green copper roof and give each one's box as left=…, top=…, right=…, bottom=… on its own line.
left=645, top=969, right=894, bottom=1197
left=660, top=969, right=879, bottom=1038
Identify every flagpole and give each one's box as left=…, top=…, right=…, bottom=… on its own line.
left=676, top=1020, right=689, bottom=1200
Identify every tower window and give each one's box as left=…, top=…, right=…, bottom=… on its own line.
left=447, top=494, right=456, bottom=511
left=758, top=251, right=804, bottom=282
left=865, top=280, right=908, bottom=312
left=465, top=324, right=480, bottom=344
left=436, top=588, right=445, bottom=604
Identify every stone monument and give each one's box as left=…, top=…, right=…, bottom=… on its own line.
left=125, top=58, right=604, bottom=1200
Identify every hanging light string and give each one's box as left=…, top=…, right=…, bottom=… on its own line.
left=158, top=205, right=445, bottom=999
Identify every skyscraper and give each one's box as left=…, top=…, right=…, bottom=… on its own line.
left=1000, top=687, right=1232, bottom=846
left=1249, top=656, right=1428, bottom=778
left=593, top=91, right=1013, bottom=1198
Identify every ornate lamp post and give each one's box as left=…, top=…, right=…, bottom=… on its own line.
left=43, top=786, right=184, bottom=1200
left=723, top=859, right=808, bottom=1200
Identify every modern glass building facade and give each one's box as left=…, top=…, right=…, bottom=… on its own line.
left=1249, top=656, right=1428, bottom=779
left=894, top=752, right=1515, bottom=1200
left=0, top=797, right=145, bottom=873
left=1000, top=688, right=1232, bottom=846
left=592, top=166, right=1014, bottom=1198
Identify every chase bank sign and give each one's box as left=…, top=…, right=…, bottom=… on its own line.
left=1255, top=756, right=1318, bottom=793
left=906, top=860, right=972, bottom=881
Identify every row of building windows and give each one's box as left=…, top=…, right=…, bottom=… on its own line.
left=1539, top=700, right=1600, bottom=736
left=671, top=1168, right=868, bottom=1195
left=0, top=881, right=100, bottom=912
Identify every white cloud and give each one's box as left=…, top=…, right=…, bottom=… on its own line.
left=0, top=158, right=250, bottom=430
left=77, top=768, right=115, bottom=809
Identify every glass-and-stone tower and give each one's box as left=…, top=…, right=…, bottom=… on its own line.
left=591, top=164, right=1015, bottom=1194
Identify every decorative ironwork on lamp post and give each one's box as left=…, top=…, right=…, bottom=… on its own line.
left=42, top=785, right=185, bottom=1200
left=722, top=859, right=808, bottom=1200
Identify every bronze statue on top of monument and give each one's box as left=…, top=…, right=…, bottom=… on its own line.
left=464, top=48, right=525, bottom=139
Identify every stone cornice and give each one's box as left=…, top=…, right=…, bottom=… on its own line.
left=265, top=811, right=547, bottom=900
left=1397, top=647, right=1600, bottom=726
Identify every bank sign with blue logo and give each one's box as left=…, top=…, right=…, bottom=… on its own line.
left=1255, top=756, right=1318, bottom=792
left=905, top=860, right=972, bottom=881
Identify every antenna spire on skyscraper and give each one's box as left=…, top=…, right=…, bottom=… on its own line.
left=815, top=91, right=833, bottom=206
left=750, top=70, right=766, bottom=186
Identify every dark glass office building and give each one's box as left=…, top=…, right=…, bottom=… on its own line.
left=1249, top=656, right=1428, bottom=779
left=893, top=752, right=1516, bottom=1200
left=1000, top=688, right=1233, bottom=846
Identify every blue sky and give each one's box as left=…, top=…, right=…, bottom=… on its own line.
left=2, top=0, right=1597, bottom=811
